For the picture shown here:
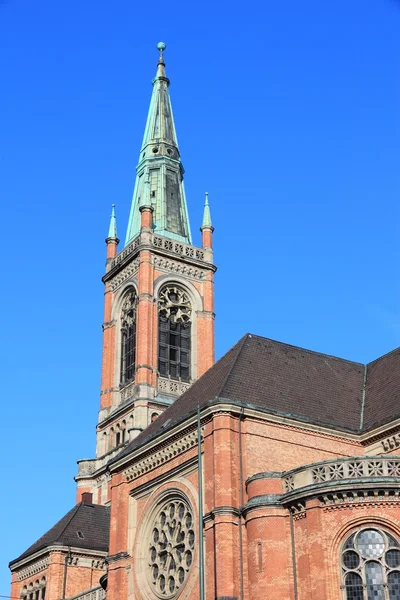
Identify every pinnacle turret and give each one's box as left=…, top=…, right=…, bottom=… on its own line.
left=201, top=192, right=213, bottom=229
left=125, top=43, right=192, bottom=246
left=107, top=204, right=118, bottom=241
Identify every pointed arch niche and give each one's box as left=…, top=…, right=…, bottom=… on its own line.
left=158, top=284, right=192, bottom=382
left=154, top=277, right=203, bottom=390
left=118, top=286, right=138, bottom=388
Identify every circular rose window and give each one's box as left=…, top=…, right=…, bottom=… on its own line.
left=148, top=498, right=195, bottom=597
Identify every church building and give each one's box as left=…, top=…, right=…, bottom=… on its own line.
left=9, top=43, right=400, bottom=600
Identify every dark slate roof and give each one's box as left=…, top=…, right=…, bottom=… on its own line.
left=113, top=333, right=400, bottom=467
left=9, top=501, right=110, bottom=566
left=364, top=347, right=400, bottom=432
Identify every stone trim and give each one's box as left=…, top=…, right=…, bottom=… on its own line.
left=242, top=494, right=283, bottom=515
left=203, top=506, right=240, bottom=524
left=124, top=427, right=203, bottom=481
left=16, top=557, right=49, bottom=581
left=107, top=551, right=130, bottom=563
left=245, top=472, right=282, bottom=486
left=153, top=255, right=207, bottom=280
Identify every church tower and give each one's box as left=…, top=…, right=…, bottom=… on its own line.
left=75, top=43, right=216, bottom=503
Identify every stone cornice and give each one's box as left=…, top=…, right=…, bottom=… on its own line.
left=203, top=506, right=240, bottom=524
left=10, top=545, right=107, bottom=572
left=108, top=401, right=364, bottom=476
left=106, top=551, right=130, bottom=563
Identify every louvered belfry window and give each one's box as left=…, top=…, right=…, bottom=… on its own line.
left=120, top=291, right=137, bottom=385
left=158, top=285, right=191, bottom=382
left=342, top=527, right=400, bottom=599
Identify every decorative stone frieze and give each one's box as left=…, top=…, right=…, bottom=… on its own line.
left=319, top=489, right=400, bottom=510
left=124, top=428, right=203, bottom=481
left=153, top=256, right=206, bottom=280
left=158, top=377, right=191, bottom=396
left=382, top=432, right=400, bottom=452
left=109, top=258, right=140, bottom=291
left=153, top=236, right=205, bottom=262
left=17, top=557, right=49, bottom=581
left=282, top=456, right=400, bottom=494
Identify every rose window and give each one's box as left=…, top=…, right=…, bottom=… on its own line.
left=148, top=499, right=195, bottom=597
left=342, top=527, right=400, bottom=599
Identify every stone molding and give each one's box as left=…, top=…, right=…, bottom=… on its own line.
left=16, top=557, right=49, bottom=581
left=124, top=427, right=203, bottom=481
left=153, top=255, right=206, bottom=280
left=109, top=258, right=140, bottom=291
left=283, top=456, right=400, bottom=493
left=158, top=377, right=191, bottom=396
left=203, top=506, right=240, bottom=524
left=107, top=551, right=130, bottom=563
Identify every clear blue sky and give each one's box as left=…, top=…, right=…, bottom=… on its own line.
left=1, top=0, right=399, bottom=595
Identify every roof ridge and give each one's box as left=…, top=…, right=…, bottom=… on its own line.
left=246, top=333, right=365, bottom=366
left=217, top=334, right=250, bottom=399
left=53, top=503, right=81, bottom=544
left=366, top=345, right=400, bottom=367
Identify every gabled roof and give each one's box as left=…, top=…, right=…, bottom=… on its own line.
left=113, top=333, right=400, bottom=467
left=364, top=346, right=400, bottom=431
left=9, top=501, right=110, bottom=567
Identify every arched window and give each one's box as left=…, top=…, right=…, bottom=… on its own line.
left=341, top=527, right=400, bottom=599
left=120, top=291, right=137, bottom=386
left=158, top=285, right=191, bottom=382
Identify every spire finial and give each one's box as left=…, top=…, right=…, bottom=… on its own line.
left=156, top=42, right=167, bottom=78
left=107, top=203, right=118, bottom=240
left=201, top=192, right=213, bottom=229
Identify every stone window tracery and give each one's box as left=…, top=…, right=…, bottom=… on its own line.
left=120, top=291, right=137, bottom=386
left=147, top=497, right=195, bottom=598
left=342, top=527, right=400, bottom=599
left=158, top=286, right=191, bottom=382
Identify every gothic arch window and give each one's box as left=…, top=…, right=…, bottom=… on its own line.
left=341, top=527, right=400, bottom=599
left=158, top=285, right=191, bottom=382
left=120, top=290, right=137, bottom=386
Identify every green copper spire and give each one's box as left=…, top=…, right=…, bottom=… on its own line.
left=201, top=192, right=212, bottom=228
left=125, top=43, right=192, bottom=246
left=107, top=204, right=118, bottom=240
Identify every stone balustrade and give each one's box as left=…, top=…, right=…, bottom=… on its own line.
left=66, top=585, right=106, bottom=600
left=283, top=456, right=400, bottom=494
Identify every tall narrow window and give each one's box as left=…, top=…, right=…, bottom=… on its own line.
left=158, top=285, right=191, bottom=382
left=120, top=291, right=137, bottom=386
left=341, top=527, right=400, bottom=599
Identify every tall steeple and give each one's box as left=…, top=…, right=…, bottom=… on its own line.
left=125, top=43, right=192, bottom=246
